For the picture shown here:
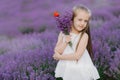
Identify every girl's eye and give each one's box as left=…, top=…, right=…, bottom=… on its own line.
left=85, top=20, right=88, bottom=23
left=78, top=19, right=82, bottom=21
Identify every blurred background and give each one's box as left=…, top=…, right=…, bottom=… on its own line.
left=0, top=0, right=120, bottom=80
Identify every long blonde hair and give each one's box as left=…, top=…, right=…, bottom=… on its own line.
left=71, top=5, right=93, bottom=59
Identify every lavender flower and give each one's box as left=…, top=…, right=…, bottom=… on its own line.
left=54, top=11, right=73, bottom=46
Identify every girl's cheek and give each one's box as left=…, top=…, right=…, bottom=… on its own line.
left=76, top=21, right=80, bottom=24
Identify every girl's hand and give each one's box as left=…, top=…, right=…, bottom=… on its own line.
left=53, top=53, right=61, bottom=60
left=54, top=48, right=61, bottom=54
left=64, top=35, right=71, bottom=43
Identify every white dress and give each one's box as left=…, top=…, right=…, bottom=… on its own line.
left=54, top=32, right=100, bottom=80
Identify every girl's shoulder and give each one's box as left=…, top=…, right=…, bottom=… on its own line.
left=59, top=31, right=63, bottom=35
left=83, top=32, right=88, bottom=37
left=80, top=32, right=89, bottom=40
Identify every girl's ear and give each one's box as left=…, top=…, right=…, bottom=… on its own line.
left=70, top=21, right=73, bottom=26
left=71, top=22, right=74, bottom=28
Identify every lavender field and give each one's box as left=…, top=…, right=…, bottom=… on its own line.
left=0, top=0, right=120, bottom=80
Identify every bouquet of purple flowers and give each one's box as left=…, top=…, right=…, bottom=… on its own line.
left=54, top=11, right=73, bottom=47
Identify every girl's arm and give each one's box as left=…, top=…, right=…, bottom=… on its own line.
left=54, top=32, right=68, bottom=55
left=54, top=33, right=88, bottom=61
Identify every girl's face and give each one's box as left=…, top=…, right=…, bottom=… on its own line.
left=72, top=10, right=90, bottom=32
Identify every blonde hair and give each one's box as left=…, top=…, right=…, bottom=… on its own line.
left=72, top=5, right=93, bottom=59
left=73, top=5, right=92, bottom=16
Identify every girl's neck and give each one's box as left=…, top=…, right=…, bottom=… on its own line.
left=70, top=26, right=80, bottom=35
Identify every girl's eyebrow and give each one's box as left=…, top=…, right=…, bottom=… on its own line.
left=85, top=20, right=88, bottom=22
left=78, top=18, right=89, bottom=21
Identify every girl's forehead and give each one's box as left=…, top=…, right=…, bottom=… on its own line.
left=75, top=10, right=90, bottom=20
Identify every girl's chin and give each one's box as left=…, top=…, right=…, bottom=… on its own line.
left=77, top=28, right=83, bottom=31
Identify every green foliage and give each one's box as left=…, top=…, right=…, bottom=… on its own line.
left=0, top=48, right=8, bottom=55
left=19, top=27, right=34, bottom=34
left=38, top=26, right=46, bottom=33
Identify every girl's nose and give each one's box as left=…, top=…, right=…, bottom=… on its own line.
left=80, top=21, right=85, bottom=25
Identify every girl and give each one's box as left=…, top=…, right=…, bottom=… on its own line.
left=53, top=5, right=100, bottom=80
